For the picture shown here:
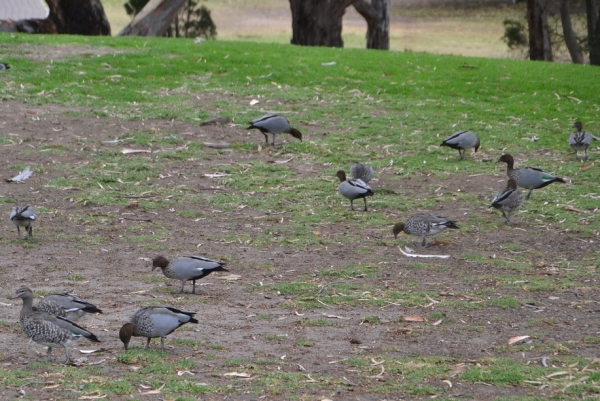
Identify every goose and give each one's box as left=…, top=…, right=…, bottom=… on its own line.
left=349, top=163, right=374, bottom=183
left=497, top=154, right=566, bottom=199
left=152, top=255, right=228, bottom=294
left=393, top=213, right=459, bottom=247
left=0, top=63, right=9, bottom=70
left=12, top=286, right=100, bottom=364
left=440, top=131, right=480, bottom=160
left=119, top=306, right=198, bottom=351
left=336, top=170, right=374, bottom=211
left=247, top=114, right=302, bottom=146
left=490, top=178, right=525, bottom=226
left=10, top=205, right=37, bottom=239
left=569, top=121, right=598, bottom=160
left=37, top=293, right=103, bottom=322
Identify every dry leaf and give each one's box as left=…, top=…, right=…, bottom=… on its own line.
left=564, top=205, right=584, bottom=213
left=369, top=365, right=385, bottom=378
left=545, top=371, right=569, bottom=378
left=442, top=379, right=453, bottom=387
left=139, top=383, right=165, bottom=395
left=432, top=319, right=443, bottom=326
left=508, top=335, right=530, bottom=345
left=322, top=313, right=350, bottom=320
left=267, top=156, right=295, bottom=164
left=78, top=395, right=107, bottom=400
left=203, top=142, right=230, bottom=149
left=224, top=372, right=252, bottom=378
left=402, top=315, right=426, bottom=322
left=313, top=231, right=321, bottom=236
left=177, top=370, right=195, bottom=376
left=580, top=163, right=594, bottom=171
left=249, top=99, right=259, bottom=106
left=399, top=247, right=450, bottom=259
left=79, top=349, right=98, bottom=354
left=217, top=274, right=241, bottom=280
left=449, top=364, right=468, bottom=376
left=122, top=148, right=151, bottom=154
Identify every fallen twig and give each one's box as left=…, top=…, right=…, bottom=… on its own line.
left=399, top=247, right=450, bottom=259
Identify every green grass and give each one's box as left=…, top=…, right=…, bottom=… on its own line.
left=0, top=30, right=599, bottom=400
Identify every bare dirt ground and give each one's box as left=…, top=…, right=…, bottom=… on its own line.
left=0, top=98, right=599, bottom=400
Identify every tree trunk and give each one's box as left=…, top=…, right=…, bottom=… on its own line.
left=585, top=0, right=600, bottom=65
left=560, top=0, right=584, bottom=63
left=119, top=0, right=186, bottom=36
left=526, top=0, right=553, bottom=61
left=353, top=0, right=390, bottom=50
left=15, top=0, right=110, bottom=35
left=289, top=0, right=355, bottom=47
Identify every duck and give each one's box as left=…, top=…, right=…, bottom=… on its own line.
left=393, top=213, right=459, bottom=247
left=569, top=121, right=598, bottom=160
left=152, top=255, right=228, bottom=294
left=247, top=114, right=302, bottom=146
left=119, top=306, right=198, bottom=351
left=496, top=154, right=566, bottom=199
left=336, top=170, right=374, bottom=211
left=490, top=178, right=525, bottom=226
left=37, top=293, right=103, bottom=322
left=12, top=286, right=100, bottom=364
left=440, top=131, right=480, bottom=160
left=349, top=163, right=374, bottom=183
left=10, top=205, right=37, bottom=239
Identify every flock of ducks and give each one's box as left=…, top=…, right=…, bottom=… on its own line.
left=333, top=120, right=595, bottom=243
left=7, top=114, right=596, bottom=364
left=11, top=253, right=225, bottom=363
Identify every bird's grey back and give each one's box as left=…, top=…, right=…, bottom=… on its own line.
left=131, top=306, right=194, bottom=337
left=444, top=131, right=478, bottom=148
left=251, top=115, right=290, bottom=134
left=350, top=163, right=374, bottom=183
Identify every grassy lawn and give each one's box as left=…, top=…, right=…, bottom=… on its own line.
left=0, top=30, right=599, bottom=400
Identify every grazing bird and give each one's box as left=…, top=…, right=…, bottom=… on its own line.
left=12, top=286, right=100, bottom=364
left=440, top=131, right=480, bottom=160
left=37, top=293, right=103, bottom=322
left=497, top=154, right=566, bottom=199
left=490, top=178, right=525, bottom=226
left=119, top=306, right=198, bottom=351
left=0, top=63, right=9, bottom=70
left=10, top=205, right=37, bottom=239
left=336, top=170, right=374, bottom=211
left=152, top=255, right=228, bottom=294
left=247, top=114, right=302, bottom=146
left=393, top=213, right=459, bottom=248
left=569, top=121, right=598, bottom=161
left=349, top=163, right=374, bottom=183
